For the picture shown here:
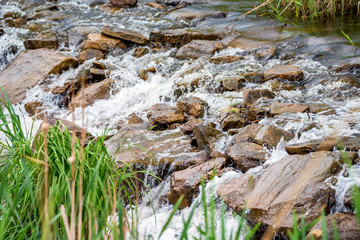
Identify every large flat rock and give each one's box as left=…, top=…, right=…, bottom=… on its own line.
left=0, top=49, right=78, bottom=104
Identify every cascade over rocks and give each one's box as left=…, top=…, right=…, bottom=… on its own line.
left=176, top=96, right=208, bottom=118
left=168, top=157, right=226, bottom=208
left=176, top=40, right=223, bottom=59
left=217, top=151, right=342, bottom=233
left=147, top=104, right=185, bottom=130
left=101, top=25, right=148, bottom=45
left=0, top=49, right=78, bottom=104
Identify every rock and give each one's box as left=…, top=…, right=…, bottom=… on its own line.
left=168, top=157, right=226, bottom=208
left=168, top=9, right=227, bottom=22
left=193, top=124, right=223, bottom=152
left=176, top=40, right=223, bottom=59
left=67, top=25, right=99, bottom=48
left=253, top=125, right=294, bottom=148
left=149, top=2, right=166, bottom=9
left=264, top=65, right=304, bottom=81
left=228, top=37, right=269, bottom=50
left=101, top=25, right=148, bottom=45
left=217, top=112, right=247, bottom=131
left=24, top=101, right=46, bottom=119
left=84, top=33, right=127, bottom=52
left=92, top=61, right=106, bottom=69
left=77, top=49, right=104, bottom=63
left=307, top=213, right=360, bottom=240
left=243, top=89, right=275, bottom=105
left=24, top=38, right=58, bottom=50
left=217, top=151, right=342, bottom=233
left=147, top=104, right=185, bottom=130
left=221, top=77, right=244, bottom=91
left=174, top=150, right=210, bottom=170
left=0, top=49, right=78, bottom=104
left=285, top=140, right=322, bottom=154
left=89, top=68, right=106, bottom=81
left=149, top=29, right=224, bottom=46
left=242, top=72, right=265, bottom=83
left=318, top=135, right=360, bottom=152
left=209, top=55, right=242, bottom=64
left=138, top=66, right=156, bottom=81
left=133, top=47, right=149, bottom=58
left=335, top=57, right=360, bottom=72
left=270, top=101, right=309, bottom=115
left=179, top=116, right=204, bottom=134
left=110, top=0, right=137, bottom=7
left=69, top=78, right=114, bottom=108
left=98, top=3, right=124, bottom=13
left=5, top=17, right=27, bottom=28
left=308, top=102, right=331, bottom=114
left=176, top=96, right=208, bottom=118
left=225, top=142, right=267, bottom=172
left=50, top=82, right=71, bottom=95
left=128, top=113, right=144, bottom=124
left=256, top=47, right=279, bottom=60
left=230, top=124, right=264, bottom=146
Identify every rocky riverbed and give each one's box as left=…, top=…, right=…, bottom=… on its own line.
left=1, top=0, right=360, bottom=239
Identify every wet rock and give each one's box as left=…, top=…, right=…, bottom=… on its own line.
left=5, top=17, right=27, bottom=28
left=102, top=25, right=148, bottom=45
left=67, top=26, right=99, bottom=48
left=180, top=116, right=204, bottom=134
left=133, top=47, right=149, bottom=58
left=230, top=124, right=263, bottom=146
left=335, top=57, right=360, bottom=72
left=217, top=111, right=247, bottom=131
left=98, top=3, right=125, bottom=13
left=218, top=151, right=342, bottom=233
left=176, top=96, right=208, bottom=118
left=92, top=61, right=107, bottom=69
left=318, top=135, right=360, bottom=152
left=221, top=77, right=244, bottom=91
left=270, top=101, right=309, bottom=115
left=168, top=157, right=226, bottom=208
left=307, top=213, right=360, bottom=240
left=256, top=47, right=279, bottom=60
left=243, top=89, right=275, bottom=105
left=147, top=104, right=185, bottom=130
left=264, top=65, right=304, bottom=81
left=225, top=142, right=267, bottom=172
left=128, top=113, right=144, bottom=124
left=149, top=2, right=166, bottom=9
left=24, top=38, right=58, bottom=50
left=138, top=66, right=156, bottom=80
left=174, top=150, right=210, bottom=170
left=168, top=9, right=227, bottom=22
left=308, top=102, right=331, bottom=114
left=149, top=29, right=224, bottom=46
left=69, top=78, right=114, bottom=108
left=176, top=40, right=223, bottom=59
left=0, top=49, right=78, bottom=104
left=253, top=124, right=294, bottom=148
left=25, top=101, right=46, bottom=119
left=193, top=124, right=223, bottom=152
left=286, top=140, right=321, bottom=154
left=267, top=79, right=296, bottom=91
left=84, top=33, right=127, bottom=52
left=228, top=37, right=269, bottom=50
left=77, top=49, right=104, bottom=63
left=242, top=72, right=265, bottom=83
left=0, top=28, right=4, bottom=36
left=89, top=68, right=106, bottom=81
left=50, top=82, right=71, bottom=95
left=209, top=55, right=242, bottom=64
left=110, top=0, right=137, bottom=7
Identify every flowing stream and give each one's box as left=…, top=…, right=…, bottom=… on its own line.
left=1, top=0, right=360, bottom=238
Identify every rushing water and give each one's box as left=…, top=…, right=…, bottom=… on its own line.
left=1, top=0, right=360, bottom=238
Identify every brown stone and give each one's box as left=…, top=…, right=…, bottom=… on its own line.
left=77, top=49, right=104, bottom=63
left=227, top=37, right=269, bottom=50
left=193, top=124, right=223, bottom=152
left=89, top=68, right=106, bottom=81
left=168, top=157, right=226, bottom=208
left=256, top=47, right=279, bottom=60
left=270, top=101, right=309, bottom=115
left=147, top=104, right=185, bottom=129
left=176, top=96, right=208, bottom=118
left=24, top=38, right=58, bottom=50
left=168, top=9, right=227, bottom=22
left=218, top=151, right=342, bottom=233
left=110, top=0, right=137, bottom=7
left=264, top=65, right=304, bottom=81
left=209, top=55, right=242, bottom=64
left=243, top=89, right=275, bottom=105
left=101, top=25, right=148, bottom=45
left=50, top=82, right=71, bottom=95
left=69, top=78, right=113, bottom=108
left=176, top=40, right=223, bottom=59
left=24, top=101, right=46, bottom=119
left=217, top=111, right=247, bottom=131
left=286, top=140, right=321, bottom=154
left=0, top=49, right=78, bottom=104
left=230, top=124, right=263, bottom=146
left=174, top=150, right=210, bottom=170
left=307, top=213, right=360, bottom=240
left=253, top=124, right=294, bottom=148
left=225, top=142, right=267, bottom=172
left=128, top=113, right=144, bottom=124
left=221, top=77, right=244, bottom=91
left=180, top=116, right=204, bottom=134
left=84, top=33, right=127, bottom=52
left=335, top=57, right=360, bottom=72
left=92, top=61, right=106, bottom=70
left=148, top=2, right=166, bottom=9
left=133, top=47, right=149, bottom=58
left=242, top=72, right=265, bottom=83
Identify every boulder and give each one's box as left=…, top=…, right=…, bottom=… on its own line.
left=285, top=140, right=322, bottom=154
left=147, top=104, right=185, bottom=129
left=69, top=78, right=114, bottom=108
left=221, top=77, right=244, bottom=91
left=253, top=124, right=294, bottom=148
left=217, top=111, right=247, bottom=131
left=264, top=65, right=304, bottom=81
left=193, top=124, right=223, bottom=152
left=243, top=89, right=275, bottom=105
left=270, top=101, right=309, bottom=115
left=89, top=68, right=106, bottom=81
left=225, top=142, right=267, bottom=172
left=229, top=124, right=263, bottom=146
left=84, top=33, right=127, bottom=52
left=110, top=0, right=137, bottom=7
left=101, top=25, right=148, bottom=45
left=127, top=113, right=144, bottom=124
left=77, top=49, right=104, bottom=63
left=317, top=135, right=360, bottom=152
left=209, top=55, right=242, bottom=64
left=133, top=47, right=149, bottom=58
left=0, top=49, right=78, bottom=104
left=149, top=29, right=224, bottom=46
left=217, top=151, right=342, bottom=233
left=173, top=150, right=210, bottom=170
left=176, top=96, right=208, bottom=118
left=176, top=40, right=223, bottom=59
left=168, top=157, right=226, bottom=208
left=307, top=213, right=360, bottom=240
left=24, top=101, right=46, bottom=119
left=24, top=38, right=58, bottom=50
left=179, top=116, right=204, bottom=134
